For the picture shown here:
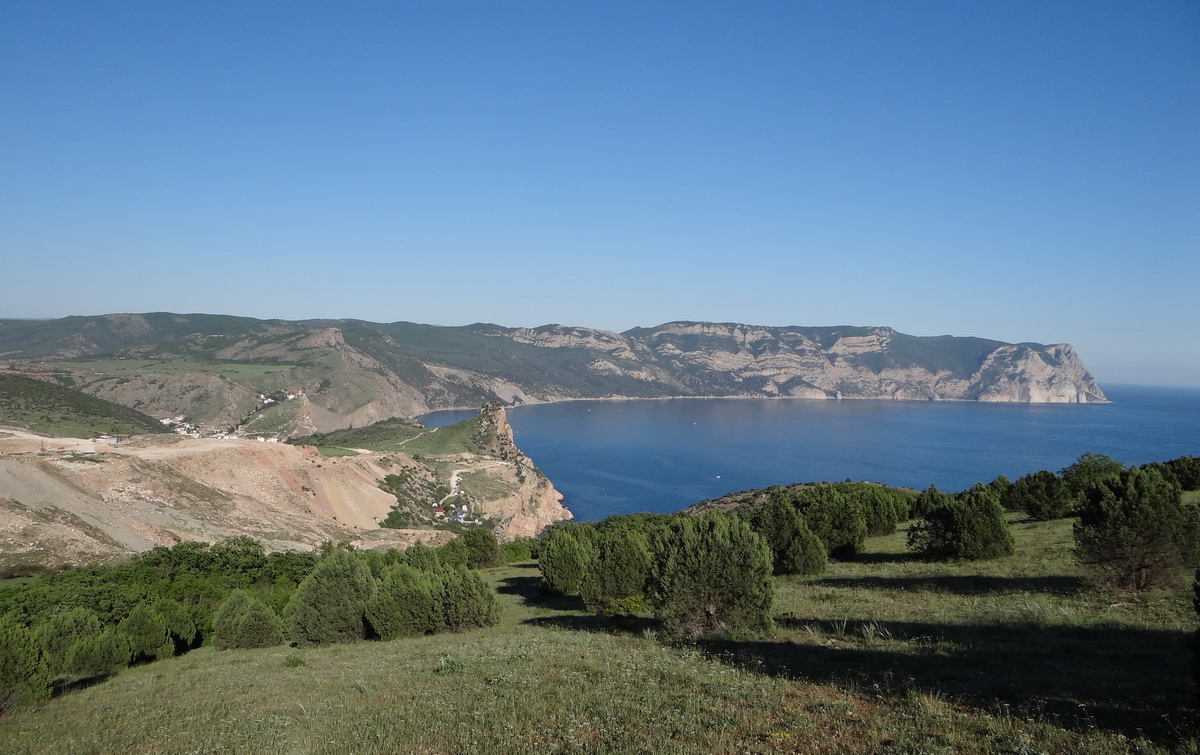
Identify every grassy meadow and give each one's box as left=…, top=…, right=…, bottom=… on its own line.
left=1, top=515, right=1194, bottom=754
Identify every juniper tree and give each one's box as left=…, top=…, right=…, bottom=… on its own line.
left=907, top=487, right=1014, bottom=561
left=462, top=528, right=503, bottom=569
left=646, top=511, right=774, bottom=636
left=33, top=607, right=103, bottom=676
left=117, top=604, right=174, bottom=663
left=580, top=528, right=653, bottom=613
left=538, top=526, right=595, bottom=596
left=0, top=617, right=52, bottom=710
left=213, top=590, right=284, bottom=650
left=283, top=551, right=377, bottom=646
left=364, top=564, right=439, bottom=640
left=744, top=497, right=826, bottom=576
left=1074, top=466, right=1200, bottom=591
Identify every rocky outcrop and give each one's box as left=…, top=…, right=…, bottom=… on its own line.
left=469, top=403, right=573, bottom=538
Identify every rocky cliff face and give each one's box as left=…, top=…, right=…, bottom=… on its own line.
left=468, top=403, right=573, bottom=538
left=503, top=323, right=1107, bottom=404
left=0, top=314, right=1107, bottom=438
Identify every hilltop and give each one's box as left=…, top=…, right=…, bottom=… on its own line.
left=0, top=373, right=169, bottom=438
left=0, top=313, right=1107, bottom=437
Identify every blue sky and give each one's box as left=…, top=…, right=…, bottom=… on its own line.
left=2, top=2, right=1198, bottom=386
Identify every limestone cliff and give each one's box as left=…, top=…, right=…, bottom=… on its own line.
left=0, top=314, right=1108, bottom=439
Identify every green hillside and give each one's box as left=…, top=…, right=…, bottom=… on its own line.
left=0, top=374, right=169, bottom=437
left=0, top=518, right=1188, bottom=753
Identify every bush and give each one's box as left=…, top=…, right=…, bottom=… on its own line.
left=1074, top=467, right=1200, bottom=591
left=33, top=607, right=103, bottom=676
left=538, top=527, right=595, bottom=596
left=153, top=598, right=198, bottom=654
left=462, top=528, right=503, bottom=569
left=117, top=604, right=174, bottom=663
left=437, top=538, right=469, bottom=569
left=910, top=485, right=954, bottom=519
left=0, top=617, right=52, bottom=711
left=646, top=511, right=774, bottom=637
left=364, top=565, right=438, bottom=640
left=1061, top=452, right=1125, bottom=497
left=501, top=539, right=533, bottom=563
left=213, top=590, right=284, bottom=650
left=1164, top=455, right=1200, bottom=491
left=580, top=529, right=653, bottom=613
left=283, top=551, right=377, bottom=646
left=402, top=541, right=440, bottom=571
left=430, top=565, right=502, bottom=632
left=789, top=485, right=866, bottom=559
left=65, top=627, right=133, bottom=678
left=907, top=487, right=1014, bottom=561
left=1010, top=470, right=1074, bottom=521
left=744, top=498, right=826, bottom=576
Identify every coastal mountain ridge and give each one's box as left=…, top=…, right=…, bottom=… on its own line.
left=0, top=313, right=1106, bottom=436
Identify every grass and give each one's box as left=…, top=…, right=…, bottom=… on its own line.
left=1, top=518, right=1194, bottom=753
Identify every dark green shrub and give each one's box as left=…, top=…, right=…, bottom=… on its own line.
left=1164, top=456, right=1200, bottom=491
left=208, top=535, right=268, bottom=589
left=462, top=528, right=503, bottom=569
left=0, top=617, right=52, bottom=710
left=1010, top=470, right=1075, bottom=520
left=646, top=511, right=774, bottom=637
left=988, top=475, right=1016, bottom=511
left=65, top=627, right=133, bottom=678
left=364, top=565, right=438, bottom=640
left=538, top=527, right=594, bottom=596
left=33, top=607, right=103, bottom=676
left=580, top=529, right=652, bottom=613
left=910, top=485, right=954, bottom=519
left=907, top=487, right=1014, bottom=561
left=430, top=565, right=501, bottom=632
left=437, top=538, right=469, bottom=569
left=403, top=541, right=440, bottom=571
left=1075, top=467, right=1200, bottom=591
left=152, top=598, right=198, bottom=653
left=283, top=551, right=377, bottom=646
left=1061, top=452, right=1125, bottom=497
left=118, top=604, right=174, bottom=663
left=213, top=590, right=284, bottom=650
left=501, top=539, right=533, bottom=563
left=744, top=498, right=826, bottom=576
left=790, top=485, right=866, bottom=559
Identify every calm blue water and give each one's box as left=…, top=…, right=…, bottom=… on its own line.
left=420, top=385, right=1200, bottom=522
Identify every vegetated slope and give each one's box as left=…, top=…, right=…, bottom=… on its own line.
left=0, top=406, right=569, bottom=570
left=0, top=374, right=169, bottom=437
left=0, top=313, right=1107, bottom=436
left=0, top=518, right=1188, bottom=753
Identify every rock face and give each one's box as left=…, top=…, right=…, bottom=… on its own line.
left=468, top=403, right=572, bottom=538
left=0, top=314, right=1107, bottom=437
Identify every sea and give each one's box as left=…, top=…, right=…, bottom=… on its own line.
left=419, top=385, right=1200, bottom=522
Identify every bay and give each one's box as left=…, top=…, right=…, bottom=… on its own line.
left=420, top=385, right=1200, bottom=522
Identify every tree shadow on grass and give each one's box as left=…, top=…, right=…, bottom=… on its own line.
left=524, top=613, right=657, bottom=635
left=50, top=673, right=112, bottom=697
left=696, top=616, right=1190, bottom=744
left=811, top=574, right=1090, bottom=596
left=495, top=574, right=586, bottom=612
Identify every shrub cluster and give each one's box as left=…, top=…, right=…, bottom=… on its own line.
left=907, top=486, right=1014, bottom=561
left=0, top=533, right=503, bottom=710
